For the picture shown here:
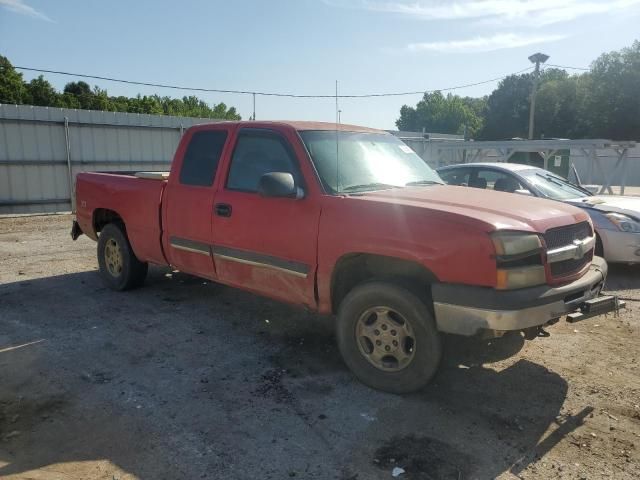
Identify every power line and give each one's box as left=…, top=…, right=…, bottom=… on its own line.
left=545, top=63, right=590, bottom=71
left=14, top=65, right=533, bottom=99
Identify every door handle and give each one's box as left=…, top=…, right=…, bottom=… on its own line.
left=214, top=203, right=232, bottom=217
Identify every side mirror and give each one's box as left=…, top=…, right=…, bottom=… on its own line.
left=258, top=172, right=303, bottom=199
left=514, top=189, right=533, bottom=196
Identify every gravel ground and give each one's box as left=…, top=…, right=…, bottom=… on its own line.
left=0, top=214, right=638, bottom=480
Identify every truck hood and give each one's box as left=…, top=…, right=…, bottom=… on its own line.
left=566, top=195, right=640, bottom=219
left=359, top=185, right=588, bottom=233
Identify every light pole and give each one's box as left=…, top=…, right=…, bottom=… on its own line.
left=528, top=52, right=549, bottom=140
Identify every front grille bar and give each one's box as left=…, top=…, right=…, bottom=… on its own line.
left=546, top=236, right=595, bottom=263
left=543, top=221, right=592, bottom=250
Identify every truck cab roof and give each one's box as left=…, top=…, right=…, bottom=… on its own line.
left=190, top=120, right=384, bottom=134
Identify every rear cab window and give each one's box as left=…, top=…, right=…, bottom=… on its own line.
left=180, top=130, right=228, bottom=186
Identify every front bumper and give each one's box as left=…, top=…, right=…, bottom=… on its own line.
left=432, top=256, right=609, bottom=336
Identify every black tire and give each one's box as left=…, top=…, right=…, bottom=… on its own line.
left=97, top=223, right=148, bottom=291
left=336, top=282, right=442, bottom=394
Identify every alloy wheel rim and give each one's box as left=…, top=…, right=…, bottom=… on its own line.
left=104, top=238, right=123, bottom=277
left=355, top=306, right=416, bottom=372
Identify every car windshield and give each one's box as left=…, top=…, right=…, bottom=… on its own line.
left=299, top=130, right=443, bottom=194
left=520, top=169, right=591, bottom=200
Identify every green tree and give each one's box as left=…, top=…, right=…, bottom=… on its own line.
left=63, top=81, right=95, bottom=109
left=478, top=68, right=570, bottom=140
left=0, top=55, right=29, bottom=103
left=157, top=96, right=183, bottom=116
left=58, top=92, right=81, bottom=109
left=126, top=94, right=162, bottom=115
left=91, top=86, right=113, bottom=111
left=149, top=94, right=241, bottom=120
left=463, top=95, right=488, bottom=121
left=396, top=91, right=484, bottom=137
left=479, top=73, right=533, bottom=139
left=110, top=95, right=131, bottom=112
left=212, top=102, right=239, bottom=120
left=584, top=40, right=640, bottom=139
left=530, top=69, right=590, bottom=139
left=0, top=54, right=243, bottom=119
left=26, top=75, right=59, bottom=106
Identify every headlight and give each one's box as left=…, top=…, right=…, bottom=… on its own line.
left=605, top=213, right=640, bottom=233
left=491, top=231, right=542, bottom=256
left=492, top=232, right=544, bottom=289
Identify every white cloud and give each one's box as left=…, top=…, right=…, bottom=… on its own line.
left=324, top=0, right=640, bottom=26
left=0, top=0, right=52, bottom=21
left=406, top=32, right=567, bottom=53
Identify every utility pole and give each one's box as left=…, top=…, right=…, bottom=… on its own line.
left=528, top=52, right=549, bottom=140
left=252, top=93, right=256, bottom=121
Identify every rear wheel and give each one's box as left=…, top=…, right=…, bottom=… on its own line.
left=336, top=282, right=442, bottom=394
left=97, top=223, right=148, bottom=291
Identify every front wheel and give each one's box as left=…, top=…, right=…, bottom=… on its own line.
left=97, top=223, right=148, bottom=291
left=336, top=282, right=442, bottom=394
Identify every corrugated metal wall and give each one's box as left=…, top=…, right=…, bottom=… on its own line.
left=0, top=104, right=218, bottom=215
left=6, top=105, right=635, bottom=215
left=570, top=147, right=640, bottom=186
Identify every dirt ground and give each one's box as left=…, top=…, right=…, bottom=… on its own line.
left=0, top=214, right=638, bottom=480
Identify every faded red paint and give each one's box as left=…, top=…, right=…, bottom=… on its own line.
left=75, top=121, right=592, bottom=314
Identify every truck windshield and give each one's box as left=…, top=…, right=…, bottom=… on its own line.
left=520, top=169, right=591, bottom=200
left=299, top=130, right=443, bottom=194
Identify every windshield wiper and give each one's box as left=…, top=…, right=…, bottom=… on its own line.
left=534, top=172, right=590, bottom=198
left=405, top=180, right=444, bottom=187
left=341, top=182, right=398, bottom=192
left=536, top=173, right=568, bottom=187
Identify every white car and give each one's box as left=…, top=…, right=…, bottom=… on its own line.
left=437, top=162, right=640, bottom=264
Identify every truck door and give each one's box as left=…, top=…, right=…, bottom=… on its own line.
left=163, top=127, right=229, bottom=280
left=211, top=127, right=320, bottom=307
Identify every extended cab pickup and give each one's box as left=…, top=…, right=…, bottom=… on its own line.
left=72, top=121, right=616, bottom=393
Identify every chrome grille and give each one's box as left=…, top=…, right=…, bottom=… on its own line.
left=544, top=221, right=592, bottom=250
left=544, top=222, right=593, bottom=278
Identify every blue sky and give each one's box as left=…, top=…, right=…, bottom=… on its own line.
left=1, top=0, right=639, bottom=129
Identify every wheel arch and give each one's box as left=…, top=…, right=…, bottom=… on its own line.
left=330, top=253, right=438, bottom=314
left=92, top=208, right=125, bottom=237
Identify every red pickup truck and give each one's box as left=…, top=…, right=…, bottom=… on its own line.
left=72, top=121, right=616, bottom=393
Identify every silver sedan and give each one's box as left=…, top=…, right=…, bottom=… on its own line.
left=436, top=162, right=640, bottom=264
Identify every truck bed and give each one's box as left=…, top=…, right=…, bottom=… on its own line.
left=134, top=171, right=170, bottom=181
left=75, top=171, right=168, bottom=265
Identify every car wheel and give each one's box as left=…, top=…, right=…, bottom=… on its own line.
left=336, top=282, right=442, bottom=394
left=97, top=223, right=148, bottom=291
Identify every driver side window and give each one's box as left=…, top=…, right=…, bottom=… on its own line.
left=227, top=129, right=300, bottom=193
